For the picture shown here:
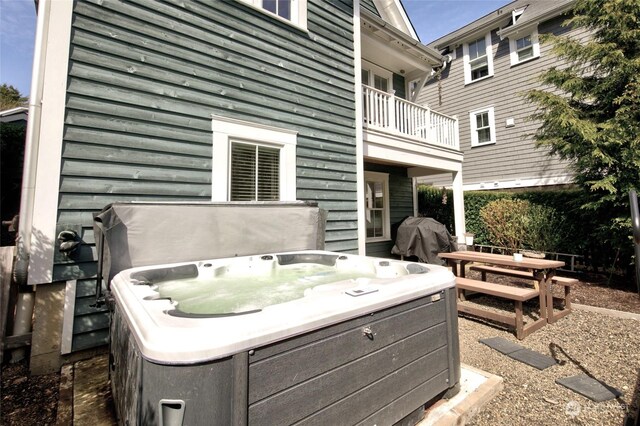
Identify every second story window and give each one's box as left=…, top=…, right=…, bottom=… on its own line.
left=463, top=33, right=493, bottom=84
left=509, top=29, right=540, bottom=65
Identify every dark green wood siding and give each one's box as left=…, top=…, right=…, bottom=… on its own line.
left=57, top=0, right=356, bottom=351
left=364, top=163, right=414, bottom=258
left=360, top=0, right=380, bottom=17
left=393, top=73, right=406, bottom=99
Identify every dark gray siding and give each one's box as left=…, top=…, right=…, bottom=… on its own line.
left=365, top=163, right=413, bottom=258
left=360, top=0, right=380, bottom=17
left=57, top=0, right=356, bottom=350
left=419, top=16, right=589, bottom=188
left=393, top=72, right=406, bottom=99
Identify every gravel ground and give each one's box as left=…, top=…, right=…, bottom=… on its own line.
left=458, top=308, right=640, bottom=425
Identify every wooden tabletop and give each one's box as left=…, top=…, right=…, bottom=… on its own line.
left=438, top=251, right=565, bottom=270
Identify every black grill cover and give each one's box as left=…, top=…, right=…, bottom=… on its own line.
left=391, top=217, right=457, bottom=265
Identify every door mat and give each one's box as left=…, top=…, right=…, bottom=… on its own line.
left=479, top=337, right=557, bottom=370
left=556, top=374, right=622, bottom=402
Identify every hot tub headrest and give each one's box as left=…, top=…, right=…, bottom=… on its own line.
left=94, top=201, right=328, bottom=286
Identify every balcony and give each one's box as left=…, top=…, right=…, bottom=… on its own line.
left=362, top=85, right=459, bottom=151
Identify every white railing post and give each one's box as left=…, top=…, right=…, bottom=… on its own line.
left=388, top=90, right=396, bottom=131
left=453, top=115, right=459, bottom=150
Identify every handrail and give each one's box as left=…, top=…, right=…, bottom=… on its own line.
left=362, top=85, right=459, bottom=150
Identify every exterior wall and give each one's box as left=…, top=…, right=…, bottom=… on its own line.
left=360, top=0, right=380, bottom=17
left=364, top=163, right=413, bottom=258
left=54, top=0, right=356, bottom=351
left=418, top=15, right=589, bottom=189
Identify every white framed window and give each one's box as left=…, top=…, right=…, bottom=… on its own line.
left=236, top=0, right=308, bottom=31
left=509, top=29, right=540, bottom=65
left=463, top=33, right=493, bottom=84
left=361, top=63, right=392, bottom=92
left=469, top=107, right=496, bottom=147
left=364, top=172, right=390, bottom=242
left=211, top=115, right=297, bottom=201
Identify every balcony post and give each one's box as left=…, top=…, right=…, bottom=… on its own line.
left=453, top=115, right=459, bottom=150
left=388, top=90, right=396, bottom=130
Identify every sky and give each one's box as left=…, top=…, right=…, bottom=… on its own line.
left=0, top=0, right=511, bottom=98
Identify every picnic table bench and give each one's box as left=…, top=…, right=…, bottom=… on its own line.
left=438, top=251, right=571, bottom=339
left=469, top=264, right=576, bottom=314
left=455, top=277, right=545, bottom=339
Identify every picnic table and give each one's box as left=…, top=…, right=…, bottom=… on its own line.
left=438, top=251, right=573, bottom=339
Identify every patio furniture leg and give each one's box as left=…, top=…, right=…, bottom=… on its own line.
left=515, top=301, right=524, bottom=339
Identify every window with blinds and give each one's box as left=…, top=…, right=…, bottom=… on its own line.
left=230, top=142, right=280, bottom=201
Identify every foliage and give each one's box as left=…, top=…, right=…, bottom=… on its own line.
left=480, top=199, right=530, bottom=253
left=417, top=186, right=599, bottom=260
left=524, top=204, right=565, bottom=253
left=416, top=185, right=454, bottom=232
left=525, top=0, right=640, bottom=273
left=0, top=84, right=28, bottom=110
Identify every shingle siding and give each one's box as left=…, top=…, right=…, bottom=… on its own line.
left=57, top=0, right=357, bottom=350
left=419, top=15, right=590, bottom=188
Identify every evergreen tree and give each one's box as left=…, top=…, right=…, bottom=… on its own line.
left=526, top=0, right=640, bottom=273
left=0, top=84, right=28, bottom=110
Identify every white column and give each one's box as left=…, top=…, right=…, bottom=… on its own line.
left=452, top=167, right=466, bottom=243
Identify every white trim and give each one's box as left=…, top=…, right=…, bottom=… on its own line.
left=60, top=280, right=77, bottom=354
left=354, top=0, right=367, bottom=255
left=466, top=174, right=574, bottom=191
left=509, top=28, right=540, bottom=66
left=361, top=61, right=393, bottom=92
left=469, top=107, right=496, bottom=147
left=236, top=0, right=308, bottom=32
left=28, top=0, right=74, bottom=285
left=364, top=171, right=390, bottom=242
left=211, top=115, right=297, bottom=202
left=463, top=33, right=493, bottom=85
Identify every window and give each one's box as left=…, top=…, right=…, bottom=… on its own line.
left=509, top=29, right=540, bottom=65
left=211, top=115, right=297, bottom=201
left=469, top=107, right=496, bottom=146
left=237, top=0, right=307, bottom=31
left=361, top=64, right=391, bottom=92
left=364, top=172, right=390, bottom=241
left=263, top=0, right=290, bottom=20
left=463, top=33, right=493, bottom=84
left=230, top=142, right=280, bottom=201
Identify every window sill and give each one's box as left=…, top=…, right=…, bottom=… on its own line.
left=510, top=55, right=540, bottom=67
left=366, top=237, right=392, bottom=243
left=471, top=141, right=496, bottom=148
left=464, top=74, right=494, bottom=86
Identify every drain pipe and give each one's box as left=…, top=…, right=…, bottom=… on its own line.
left=630, top=190, right=640, bottom=295
left=410, top=54, right=452, bottom=103
left=14, top=0, right=49, bottom=286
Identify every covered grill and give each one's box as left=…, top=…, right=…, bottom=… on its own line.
left=391, top=217, right=458, bottom=265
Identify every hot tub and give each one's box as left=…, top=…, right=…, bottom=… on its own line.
left=109, top=250, right=460, bottom=425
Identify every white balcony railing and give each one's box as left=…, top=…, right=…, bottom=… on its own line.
left=362, top=85, right=459, bottom=150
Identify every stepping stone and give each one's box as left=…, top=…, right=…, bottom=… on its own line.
left=508, top=348, right=557, bottom=370
left=556, top=374, right=622, bottom=402
left=479, top=337, right=524, bottom=355
left=479, top=337, right=557, bottom=370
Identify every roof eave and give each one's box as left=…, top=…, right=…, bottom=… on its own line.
left=361, top=10, right=444, bottom=65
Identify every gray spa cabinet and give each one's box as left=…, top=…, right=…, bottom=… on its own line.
left=108, top=251, right=461, bottom=425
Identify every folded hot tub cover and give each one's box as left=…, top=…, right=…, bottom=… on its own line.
left=391, top=217, right=457, bottom=265
left=93, top=201, right=327, bottom=286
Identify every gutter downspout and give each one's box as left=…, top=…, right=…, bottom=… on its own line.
left=410, top=54, right=452, bottom=103
left=14, top=0, right=49, bottom=285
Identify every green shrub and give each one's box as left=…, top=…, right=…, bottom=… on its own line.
left=480, top=199, right=530, bottom=253
left=524, top=204, right=566, bottom=253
